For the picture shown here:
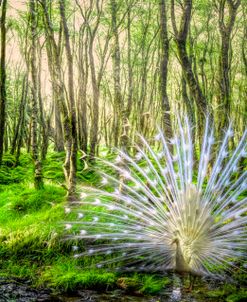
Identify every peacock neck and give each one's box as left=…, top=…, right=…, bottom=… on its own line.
left=174, top=239, right=191, bottom=273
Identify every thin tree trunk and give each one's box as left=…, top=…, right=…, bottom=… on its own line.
left=54, top=101, right=64, bottom=152
left=37, top=42, right=48, bottom=160
left=111, top=0, right=122, bottom=148
left=0, top=0, right=7, bottom=165
left=59, top=0, right=77, bottom=200
left=41, top=0, right=77, bottom=200
left=89, top=38, right=100, bottom=159
left=171, top=0, right=209, bottom=136
left=78, top=25, right=88, bottom=153
left=218, top=0, right=241, bottom=129
left=120, top=6, right=133, bottom=151
left=160, top=0, right=173, bottom=143
left=29, top=0, right=44, bottom=189
left=11, top=75, right=28, bottom=155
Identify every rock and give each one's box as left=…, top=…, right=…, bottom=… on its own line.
left=0, top=279, right=53, bottom=302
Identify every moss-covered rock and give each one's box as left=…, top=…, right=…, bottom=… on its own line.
left=117, top=277, right=142, bottom=291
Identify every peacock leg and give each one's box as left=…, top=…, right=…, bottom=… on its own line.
left=183, top=273, right=194, bottom=292
left=188, top=274, right=196, bottom=291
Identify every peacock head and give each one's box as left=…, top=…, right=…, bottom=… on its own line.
left=171, top=230, right=180, bottom=245
left=171, top=237, right=179, bottom=246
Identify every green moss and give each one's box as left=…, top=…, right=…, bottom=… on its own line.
left=116, top=274, right=171, bottom=294
left=140, top=275, right=171, bottom=294
left=206, top=289, right=226, bottom=298
left=227, top=291, right=247, bottom=302
left=0, top=260, right=38, bottom=280
left=206, top=284, right=237, bottom=299
left=117, top=276, right=142, bottom=291
left=39, top=259, right=116, bottom=291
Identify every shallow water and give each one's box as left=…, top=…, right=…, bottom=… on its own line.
left=58, top=291, right=160, bottom=301
left=56, top=290, right=207, bottom=302
left=0, top=284, right=197, bottom=302
left=0, top=278, right=223, bottom=302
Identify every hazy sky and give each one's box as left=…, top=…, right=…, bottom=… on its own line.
left=7, top=1, right=52, bottom=100
left=8, top=0, right=26, bottom=17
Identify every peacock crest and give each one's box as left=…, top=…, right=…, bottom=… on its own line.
left=66, top=116, right=247, bottom=277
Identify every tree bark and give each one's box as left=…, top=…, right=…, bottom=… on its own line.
left=59, top=0, right=78, bottom=200
left=171, top=0, right=209, bottom=134
left=11, top=75, right=28, bottom=155
left=160, top=0, right=173, bottom=143
left=0, top=0, right=7, bottom=165
left=77, top=25, right=88, bottom=153
left=40, top=0, right=77, bottom=200
left=29, top=0, right=44, bottom=189
left=37, top=42, right=48, bottom=160
left=111, top=0, right=122, bottom=148
left=218, top=0, right=241, bottom=129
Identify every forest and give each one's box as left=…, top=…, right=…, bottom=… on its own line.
left=0, top=0, right=246, bottom=301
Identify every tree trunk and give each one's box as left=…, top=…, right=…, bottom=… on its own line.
left=218, top=0, right=241, bottom=130
left=41, top=0, right=78, bottom=200
left=171, top=0, right=209, bottom=136
left=59, top=0, right=78, bottom=201
left=54, top=102, right=64, bottom=152
left=78, top=25, right=88, bottom=153
left=111, top=0, right=122, bottom=148
left=37, top=42, right=48, bottom=160
left=29, top=0, right=44, bottom=189
left=11, top=75, right=28, bottom=155
left=121, top=6, right=133, bottom=151
left=160, top=0, right=173, bottom=143
left=89, top=38, right=100, bottom=159
left=44, top=26, right=64, bottom=152
left=0, top=0, right=7, bottom=165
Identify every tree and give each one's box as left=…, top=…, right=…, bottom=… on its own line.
left=77, top=21, right=89, bottom=154
left=159, top=0, right=172, bottom=143
left=217, top=0, right=241, bottom=129
left=10, top=75, right=28, bottom=157
left=0, top=0, right=7, bottom=165
left=59, top=0, right=78, bottom=200
left=29, top=0, right=44, bottom=189
left=40, top=0, right=77, bottom=200
left=111, top=0, right=122, bottom=148
left=171, top=0, right=209, bottom=134
left=76, top=0, right=111, bottom=158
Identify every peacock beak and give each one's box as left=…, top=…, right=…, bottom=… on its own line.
left=171, top=238, right=178, bottom=245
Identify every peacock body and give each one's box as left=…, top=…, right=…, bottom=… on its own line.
left=66, top=117, right=247, bottom=277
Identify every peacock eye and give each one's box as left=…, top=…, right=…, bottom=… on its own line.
left=155, top=133, right=161, bottom=141
left=101, top=177, right=108, bottom=185
left=115, top=155, right=122, bottom=163
left=65, top=224, right=72, bottom=230
left=78, top=213, right=84, bottom=219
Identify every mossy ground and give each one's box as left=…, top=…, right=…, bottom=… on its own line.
left=0, top=152, right=246, bottom=300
